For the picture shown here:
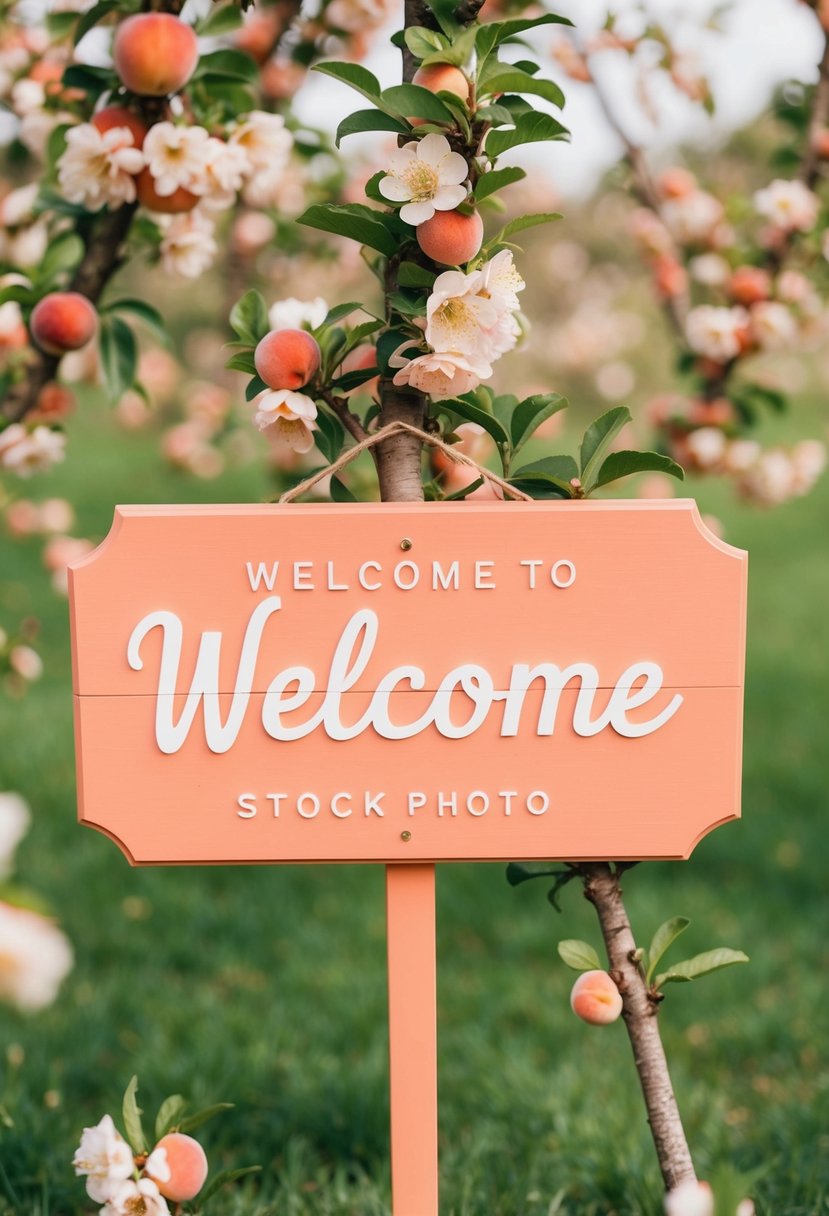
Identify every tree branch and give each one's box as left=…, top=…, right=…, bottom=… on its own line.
left=579, top=863, right=697, bottom=1192
left=583, top=50, right=689, bottom=340
left=800, top=24, right=829, bottom=188
left=2, top=202, right=137, bottom=424
left=319, top=388, right=370, bottom=445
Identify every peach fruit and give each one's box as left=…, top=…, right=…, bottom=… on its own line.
left=254, top=329, right=321, bottom=390
left=412, top=63, right=470, bottom=104
left=569, top=970, right=623, bottom=1025
left=30, top=292, right=97, bottom=355
left=136, top=168, right=200, bottom=214
left=113, top=13, right=199, bottom=97
left=728, top=265, right=771, bottom=306
left=146, top=1133, right=208, bottom=1203
left=416, top=209, right=483, bottom=265
left=92, top=106, right=147, bottom=149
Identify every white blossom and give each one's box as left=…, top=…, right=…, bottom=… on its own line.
left=750, top=301, right=797, bottom=350
left=200, top=137, right=250, bottom=211
left=390, top=345, right=488, bottom=400
left=159, top=210, right=217, bottom=279
left=268, top=297, right=328, bottom=331
left=790, top=438, right=826, bottom=494
left=0, top=792, right=30, bottom=880
left=0, top=183, right=39, bottom=227
left=755, top=179, right=819, bottom=233
left=254, top=389, right=318, bottom=453
left=9, top=645, right=43, bottom=681
left=425, top=267, right=498, bottom=362
left=229, top=110, right=292, bottom=175
left=58, top=123, right=144, bottom=210
left=0, top=425, right=67, bottom=477
left=685, top=427, right=727, bottom=471
left=143, top=122, right=210, bottom=197
left=660, top=191, right=723, bottom=244
left=379, top=133, right=468, bottom=226
left=144, top=1147, right=171, bottom=1185
left=740, top=449, right=797, bottom=505
left=0, top=901, right=73, bottom=1012
left=10, top=77, right=45, bottom=117
left=685, top=305, right=748, bottom=362
left=100, top=1177, right=170, bottom=1216
left=664, top=1180, right=715, bottom=1216
left=689, top=253, right=729, bottom=286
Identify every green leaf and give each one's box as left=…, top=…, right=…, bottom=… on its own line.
left=579, top=406, right=631, bottom=487
left=443, top=396, right=510, bottom=452
left=61, top=64, right=113, bottom=99
left=594, top=450, right=685, bottom=489
left=38, top=232, right=84, bottom=282
left=193, top=49, right=258, bottom=82
left=646, top=917, right=691, bottom=986
left=47, top=9, right=80, bottom=38
left=313, top=408, right=345, bottom=464
left=427, top=0, right=462, bottom=37
left=654, top=949, right=749, bottom=989
left=444, top=475, right=484, bottom=500
left=508, top=475, right=571, bottom=500
left=99, top=316, right=137, bottom=404
left=330, top=366, right=379, bottom=392
left=420, top=25, right=478, bottom=69
left=245, top=375, right=268, bottom=402
left=479, top=65, right=565, bottom=109
left=313, top=61, right=383, bottom=106
left=476, top=13, right=573, bottom=64
left=322, top=301, right=366, bottom=326
left=298, top=204, right=398, bottom=257
left=336, top=109, right=410, bottom=146
left=177, top=1103, right=234, bottom=1135
left=73, top=0, right=122, bottom=44
left=510, top=393, right=567, bottom=455
left=122, top=1076, right=147, bottom=1155
left=514, top=454, right=578, bottom=482
left=404, top=26, right=449, bottom=59
left=557, top=939, right=603, bottom=972
left=398, top=261, right=436, bottom=289
left=494, top=213, right=562, bottom=248
left=330, top=476, right=357, bottom=503
left=229, top=290, right=269, bottom=346
left=381, top=84, right=456, bottom=124
left=486, top=112, right=569, bottom=158
left=198, top=1166, right=261, bottom=1208
left=225, top=351, right=257, bottom=375
left=197, top=3, right=243, bottom=37
left=474, top=166, right=526, bottom=203
left=505, top=862, right=561, bottom=886
left=103, top=298, right=166, bottom=342
left=154, top=1095, right=186, bottom=1142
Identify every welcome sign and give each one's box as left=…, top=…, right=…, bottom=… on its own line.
left=69, top=500, right=747, bottom=866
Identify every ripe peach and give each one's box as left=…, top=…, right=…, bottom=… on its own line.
left=412, top=63, right=470, bottom=105
left=136, top=168, right=200, bottom=214
left=653, top=254, right=688, bottom=300
left=338, top=343, right=379, bottom=395
left=416, top=209, right=483, bottom=265
left=92, top=106, right=147, bottom=149
left=113, top=13, right=199, bottom=97
left=254, top=329, right=321, bottom=390
left=813, top=127, right=829, bottom=159
left=569, top=970, right=623, bottom=1025
left=30, top=292, right=97, bottom=355
left=146, top=1133, right=208, bottom=1203
left=657, top=167, right=696, bottom=200
left=728, top=265, right=771, bottom=307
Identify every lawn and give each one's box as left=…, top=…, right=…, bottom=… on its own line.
left=1, top=398, right=828, bottom=1215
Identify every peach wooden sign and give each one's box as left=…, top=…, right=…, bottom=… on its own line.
left=69, top=499, right=747, bottom=866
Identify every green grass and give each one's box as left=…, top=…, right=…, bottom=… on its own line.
left=1, top=400, right=828, bottom=1214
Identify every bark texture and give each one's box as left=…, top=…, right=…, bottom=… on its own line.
left=580, top=863, right=696, bottom=1191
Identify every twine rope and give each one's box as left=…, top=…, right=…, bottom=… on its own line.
left=278, top=420, right=533, bottom=503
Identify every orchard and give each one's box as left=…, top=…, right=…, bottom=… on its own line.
left=0, top=0, right=827, bottom=1212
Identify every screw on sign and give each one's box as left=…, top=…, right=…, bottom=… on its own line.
left=69, top=499, right=747, bottom=1216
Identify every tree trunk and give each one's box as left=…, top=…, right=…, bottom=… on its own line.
left=580, top=863, right=697, bottom=1191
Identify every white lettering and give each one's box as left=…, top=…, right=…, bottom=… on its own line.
left=527, top=791, right=549, bottom=815
left=408, top=792, right=427, bottom=816
left=246, top=562, right=278, bottom=592
left=432, top=560, right=460, bottom=591
left=358, top=561, right=382, bottom=591
left=520, top=559, right=542, bottom=588
left=237, top=792, right=257, bottom=818
left=331, top=792, right=352, bottom=818
left=393, top=560, right=420, bottom=590
left=475, top=560, right=496, bottom=590
left=551, top=560, right=576, bottom=589
left=293, top=561, right=314, bottom=590
left=297, top=792, right=320, bottom=819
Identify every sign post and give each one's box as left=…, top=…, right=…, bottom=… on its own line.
left=69, top=499, right=747, bottom=1213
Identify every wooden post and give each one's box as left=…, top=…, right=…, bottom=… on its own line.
left=386, top=863, right=439, bottom=1215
